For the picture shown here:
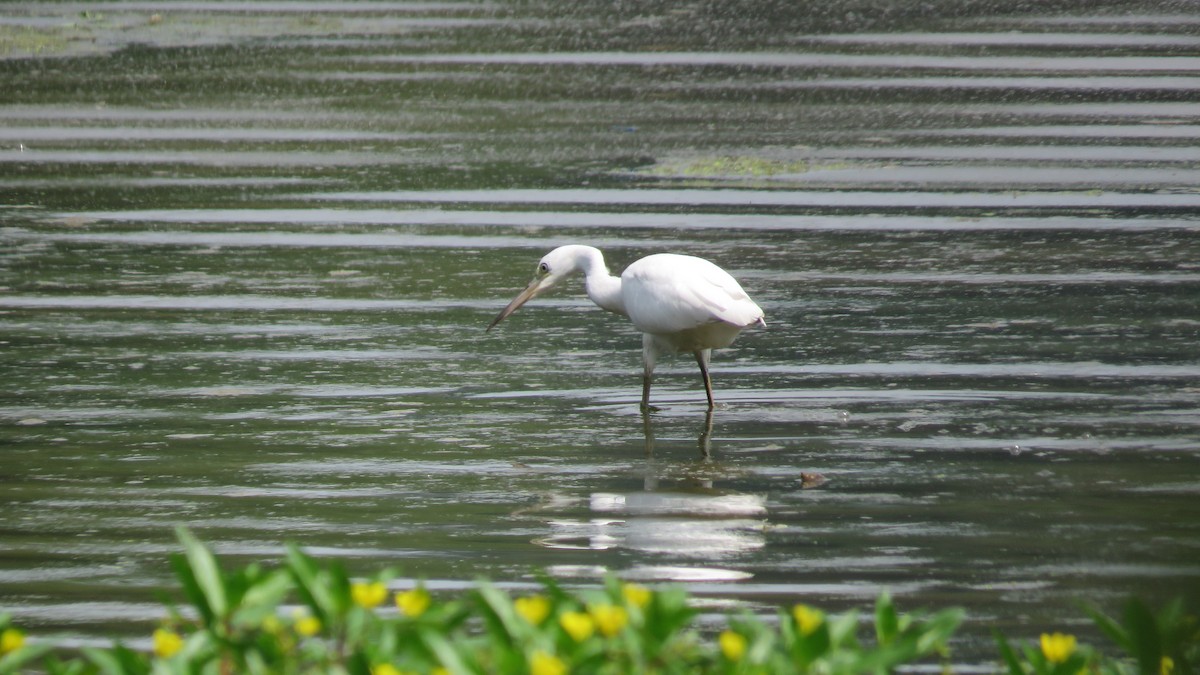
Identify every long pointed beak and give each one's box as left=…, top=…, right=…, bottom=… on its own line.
left=486, top=277, right=546, bottom=331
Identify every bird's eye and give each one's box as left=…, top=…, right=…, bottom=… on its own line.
left=538, top=262, right=549, bottom=274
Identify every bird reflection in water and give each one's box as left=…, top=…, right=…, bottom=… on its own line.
left=534, top=412, right=768, bottom=562
left=645, top=407, right=715, bottom=458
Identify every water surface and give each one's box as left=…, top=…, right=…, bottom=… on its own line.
left=2, top=0, right=1199, bottom=664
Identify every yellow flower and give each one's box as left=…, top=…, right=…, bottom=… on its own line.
left=622, top=583, right=652, bottom=609
left=1, top=628, right=26, bottom=655
left=1040, top=632, right=1077, bottom=663
left=396, top=587, right=431, bottom=618
left=152, top=628, right=183, bottom=659
left=352, top=580, right=389, bottom=609
left=293, top=610, right=322, bottom=637
left=431, top=668, right=449, bottom=675
left=719, top=630, right=747, bottom=661
left=589, top=604, right=628, bottom=637
left=559, top=611, right=595, bottom=642
left=1161, top=656, right=1175, bottom=675
left=530, top=650, right=567, bottom=675
left=792, top=604, right=824, bottom=636
left=515, top=595, right=552, bottom=625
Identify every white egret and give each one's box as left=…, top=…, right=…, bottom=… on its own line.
left=487, top=245, right=765, bottom=411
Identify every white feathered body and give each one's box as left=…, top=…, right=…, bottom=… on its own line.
left=621, top=253, right=764, bottom=352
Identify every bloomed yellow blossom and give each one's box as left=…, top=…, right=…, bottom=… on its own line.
left=719, top=630, right=747, bottom=661
left=396, top=587, right=432, bottom=617
left=431, top=668, right=449, bottom=675
left=1040, top=633, right=1077, bottom=663
left=1161, top=656, right=1175, bottom=675
left=559, top=611, right=595, bottom=642
left=515, top=595, right=552, bottom=625
left=589, top=604, right=628, bottom=637
left=1, top=628, right=26, bottom=655
left=622, top=583, right=652, bottom=609
left=792, top=604, right=824, bottom=636
left=293, top=610, right=322, bottom=637
left=530, top=650, right=567, bottom=675
left=352, top=580, right=389, bottom=609
left=152, top=628, right=183, bottom=659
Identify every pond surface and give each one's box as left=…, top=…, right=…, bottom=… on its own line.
left=2, top=0, right=1199, bottom=664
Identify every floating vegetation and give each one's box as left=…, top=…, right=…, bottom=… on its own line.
left=627, top=154, right=865, bottom=187
left=0, top=25, right=74, bottom=58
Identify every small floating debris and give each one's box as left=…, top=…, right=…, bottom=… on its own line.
left=800, top=472, right=827, bottom=488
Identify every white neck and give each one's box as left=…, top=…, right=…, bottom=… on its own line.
left=574, top=247, right=626, bottom=316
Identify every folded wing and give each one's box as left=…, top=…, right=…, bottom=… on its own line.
left=622, top=254, right=764, bottom=336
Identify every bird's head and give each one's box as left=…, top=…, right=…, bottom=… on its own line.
left=486, top=246, right=588, bottom=331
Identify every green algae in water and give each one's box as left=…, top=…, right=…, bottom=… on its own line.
left=642, top=155, right=813, bottom=178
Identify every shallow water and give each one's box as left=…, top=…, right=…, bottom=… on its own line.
left=2, top=0, right=1199, bottom=664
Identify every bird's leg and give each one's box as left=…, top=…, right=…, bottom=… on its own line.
left=694, top=349, right=714, bottom=410
left=641, top=334, right=660, bottom=413
left=640, top=372, right=654, bottom=413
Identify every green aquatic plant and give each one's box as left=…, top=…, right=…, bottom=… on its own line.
left=3, top=529, right=1196, bottom=675
left=996, top=598, right=1200, bottom=675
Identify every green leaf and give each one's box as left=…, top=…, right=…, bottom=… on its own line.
left=794, top=621, right=832, bottom=665
left=176, top=527, right=228, bottom=620
left=916, top=609, right=965, bottom=653
left=80, top=648, right=124, bottom=675
left=875, top=591, right=899, bottom=646
left=41, top=654, right=91, bottom=675
left=82, top=644, right=149, bottom=675
left=643, top=586, right=696, bottom=645
left=285, top=544, right=332, bottom=624
left=1151, top=598, right=1191, bottom=667
left=472, top=581, right=522, bottom=647
left=325, top=559, right=352, bottom=617
left=1084, top=603, right=1133, bottom=654
left=826, top=611, right=860, bottom=649
left=170, top=552, right=214, bottom=627
left=1050, top=651, right=1090, bottom=675
left=418, top=626, right=476, bottom=675
left=235, top=568, right=293, bottom=628
left=994, top=631, right=1029, bottom=675
left=344, top=649, right=372, bottom=675
left=1123, top=598, right=1162, bottom=675
left=1021, top=642, right=1052, bottom=675
left=743, top=620, right=778, bottom=667
left=0, top=643, right=53, bottom=675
